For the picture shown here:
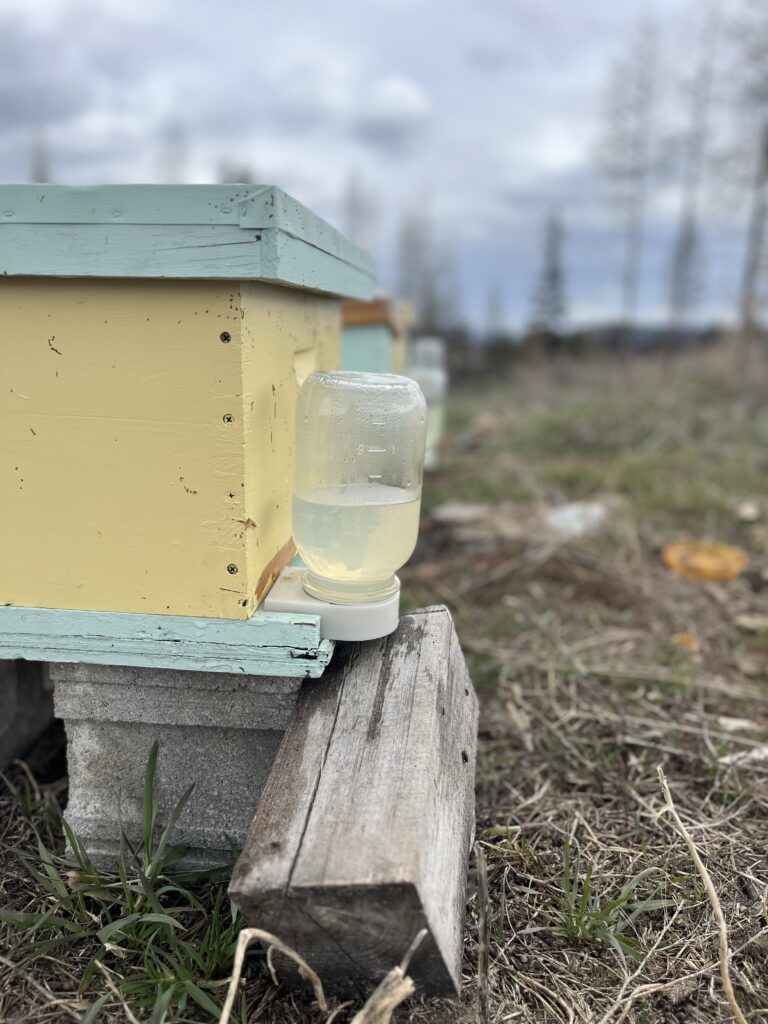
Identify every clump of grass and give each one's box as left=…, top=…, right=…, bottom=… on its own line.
left=549, top=840, right=676, bottom=959
left=0, top=742, right=254, bottom=1021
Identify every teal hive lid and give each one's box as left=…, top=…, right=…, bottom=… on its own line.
left=0, top=184, right=375, bottom=300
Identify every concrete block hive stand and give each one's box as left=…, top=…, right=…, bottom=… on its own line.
left=0, top=183, right=374, bottom=866
left=52, top=664, right=300, bottom=869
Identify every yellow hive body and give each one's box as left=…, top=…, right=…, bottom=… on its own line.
left=0, top=185, right=373, bottom=620
left=1, top=279, right=339, bottom=619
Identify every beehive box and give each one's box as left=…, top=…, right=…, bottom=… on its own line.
left=0, top=185, right=374, bottom=620
left=341, top=296, right=404, bottom=374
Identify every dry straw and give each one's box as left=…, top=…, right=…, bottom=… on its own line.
left=657, top=767, right=748, bottom=1024
left=218, top=927, right=427, bottom=1024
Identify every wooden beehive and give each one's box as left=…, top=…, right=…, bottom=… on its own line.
left=341, top=296, right=404, bottom=374
left=0, top=185, right=374, bottom=620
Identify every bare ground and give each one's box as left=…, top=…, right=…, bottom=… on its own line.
left=2, top=346, right=768, bottom=1022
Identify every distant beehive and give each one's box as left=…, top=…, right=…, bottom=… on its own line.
left=341, top=297, right=404, bottom=374
left=0, top=185, right=374, bottom=620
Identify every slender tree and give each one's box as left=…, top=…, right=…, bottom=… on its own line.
left=438, top=247, right=463, bottom=332
left=529, top=210, right=567, bottom=342
left=396, top=204, right=441, bottom=332
left=668, top=1, right=720, bottom=332
left=738, top=127, right=768, bottom=358
left=341, top=170, right=378, bottom=253
left=730, top=0, right=768, bottom=363
left=395, top=204, right=464, bottom=334
left=597, top=19, right=659, bottom=330
left=157, top=120, right=187, bottom=184
left=218, top=162, right=258, bottom=184
left=29, top=137, right=52, bottom=183
left=485, top=281, right=504, bottom=341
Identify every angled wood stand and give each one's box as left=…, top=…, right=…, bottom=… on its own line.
left=229, top=605, right=479, bottom=997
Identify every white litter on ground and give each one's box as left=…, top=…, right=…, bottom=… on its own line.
left=544, top=501, right=609, bottom=540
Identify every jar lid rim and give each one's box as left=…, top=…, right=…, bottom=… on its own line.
left=307, top=370, right=419, bottom=389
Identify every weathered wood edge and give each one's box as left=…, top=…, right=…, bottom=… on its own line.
left=342, top=297, right=400, bottom=335
left=0, top=606, right=335, bottom=677
left=229, top=605, right=478, bottom=995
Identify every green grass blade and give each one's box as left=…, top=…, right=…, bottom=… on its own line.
left=35, top=836, right=71, bottom=903
left=143, top=741, right=160, bottom=861
left=148, top=984, right=177, bottom=1024
left=136, top=912, right=185, bottom=930
left=147, top=784, right=195, bottom=879
left=97, top=913, right=143, bottom=943
left=626, top=898, right=678, bottom=922
left=60, top=818, right=93, bottom=874
left=82, top=992, right=112, bottom=1023
left=183, top=979, right=222, bottom=1016
left=79, top=949, right=107, bottom=995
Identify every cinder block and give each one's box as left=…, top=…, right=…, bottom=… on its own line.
left=52, top=663, right=301, bottom=869
left=0, top=659, right=54, bottom=768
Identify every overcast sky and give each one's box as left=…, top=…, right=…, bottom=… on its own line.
left=0, top=0, right=751, bottom=331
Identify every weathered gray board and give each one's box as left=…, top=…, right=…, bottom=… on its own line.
left=52, top=663, right=303, bottom=870
left=229, top=605, right=478, bottom=997
left=1, top=660, right=53, bottom=768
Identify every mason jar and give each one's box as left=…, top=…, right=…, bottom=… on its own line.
left=406, top=336, right=448, bottom=469
left=292, top=371, right=427, bottom=604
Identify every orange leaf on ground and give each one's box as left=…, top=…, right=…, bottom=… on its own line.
left=662, top=540, right=748, bottom=582
left=671, top=631, right=700, bottom=653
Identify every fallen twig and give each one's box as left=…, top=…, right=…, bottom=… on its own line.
left=657, top=766, right=748, bottom=1024
left=219, top=927, right=328, bottom=1024
left=595, top=902, right=684, bottom=1024
left=350, top=928, right=427, bottom=1024
left=94, top=961, right=142, bottom=1024
left=475, top=842, right=489, bottom=1024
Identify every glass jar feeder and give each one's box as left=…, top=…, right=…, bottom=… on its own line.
left=406, top=337, right=448, bottom=470
left=292, top=371, right=427, bottom=605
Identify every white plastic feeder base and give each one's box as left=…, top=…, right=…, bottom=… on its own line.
left=263, top=567, right=401, bottom=642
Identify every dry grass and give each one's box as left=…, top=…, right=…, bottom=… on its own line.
left=3, top=345, right=768, bottom=1022
left=400, top=344, right=768, bottom=1023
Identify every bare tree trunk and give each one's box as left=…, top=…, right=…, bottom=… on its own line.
left=668, top=2, right=719, bottom=335
left=341, top=171, right=378, bottom=253
left=737, top=123, right=768, bottom=372
left=622, top=196, right=644, bottom=330
left=530, top=210, right=567, bottom=348
left=598, top=19, right=658, bottom=355
left=29, top=136, right=52, bottom=183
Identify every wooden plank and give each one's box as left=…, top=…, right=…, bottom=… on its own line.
left=261, top=230, right=375, bottom=301
left=0, top=185, right=375, bottom=299
left=0, top=184, right=259, bottom=224
left=342, top=297, right=400, bottom=334
left=0, top=606, right=334, bottom=677
left=0, top=224, right=264, bottom=280
left=229, top=605, right=478, bottom=996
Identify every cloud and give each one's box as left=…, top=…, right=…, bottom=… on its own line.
left=0, top=0, right=745, bottom=327
left=352, top=75, right=432, bottom=153
left=0, top=15, right=90, bottom=131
